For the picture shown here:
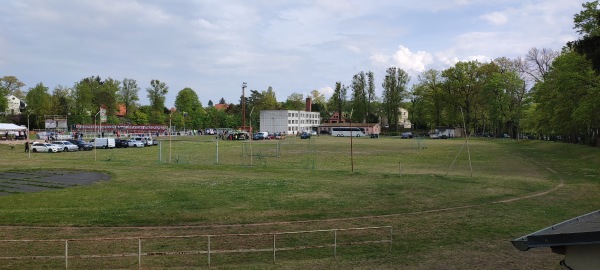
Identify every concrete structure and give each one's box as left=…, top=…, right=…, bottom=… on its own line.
left=259, top=110, right=321, bottom=135
left=4, top=95, right=26, bottom=115
left=512, top=210, right=600, bottom=269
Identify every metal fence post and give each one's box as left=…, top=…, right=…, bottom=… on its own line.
left=334, top=230, right=338, bottom=258
left=389, top=226, right=393, bottom=252
left=138, top=238, right=142, bottom=269
left=207, top=235, right=211, bottom=267
left=65, top=240, right=68, bottom=270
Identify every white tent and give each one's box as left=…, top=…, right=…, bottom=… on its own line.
left=0, top=123, right=27, bottom=131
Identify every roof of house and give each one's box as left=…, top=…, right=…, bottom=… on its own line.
left=511, top=210, right=600, bottom=251
left=214, top=104, right=229, bottom=111
left=116, top=104, right=127, bottom=117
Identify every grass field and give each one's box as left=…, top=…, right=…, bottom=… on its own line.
left=0, top=135, right=598, bottom=269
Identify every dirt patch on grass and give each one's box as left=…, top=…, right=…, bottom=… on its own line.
left=0, top=170, right=111, bottom=196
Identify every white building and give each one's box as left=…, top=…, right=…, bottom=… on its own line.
left=4, top=95, right=26, bottom=115
left=259, top=110, right=321, bottom=135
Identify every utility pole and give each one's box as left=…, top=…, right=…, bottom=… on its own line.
left=242, top=82, right=247, bottom=131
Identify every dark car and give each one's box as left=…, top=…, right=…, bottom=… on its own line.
left=115, top=139, right=129, bottom=148
left=67, top=139, right=93, bottom=151
left=300, top=132, right=311, bottom=139
left=401, top=132, right=413, bottom=139
left=252, top=133, right=265, bottom=140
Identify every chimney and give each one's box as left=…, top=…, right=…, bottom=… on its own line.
left=305, top=97, right=312, bottom=112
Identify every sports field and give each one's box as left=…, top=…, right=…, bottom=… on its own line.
left=0, top=136, right=598, bottom=269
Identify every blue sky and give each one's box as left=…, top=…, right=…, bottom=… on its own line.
left=0, top=0, right=585, bottom=107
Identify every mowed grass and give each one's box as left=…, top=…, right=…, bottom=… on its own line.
left=0, top=136, right=599, bottom=269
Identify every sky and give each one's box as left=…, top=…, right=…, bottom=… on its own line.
left=0, top=0, right=587, bottom=108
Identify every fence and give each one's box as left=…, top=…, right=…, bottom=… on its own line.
left=0, top=226, right=392, bottom=269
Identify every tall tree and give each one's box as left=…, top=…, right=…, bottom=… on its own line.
left=416, top=69, right=445, bottom=127
left=382, top=67, right=410, bottom=131
left=146, top=79, right=169, bottom=124
left=25, top=83, right=52, bottom=129
left=0, top=76, right=26, bottom=112
left=283, top=92, right=305, bottom=110
left=532, top=50, right=600, bottom=145
left=366, top=71, right=377, bottom=123
left=147, top=79, right=168, bottom=112
left=351, top=71, right=367, bottom=123
left=441, top=61, right=482, bottom=132
left=174, top=87, right=204, bottom=129
left=50, top=85, right=72, bottom=116
left=328, top=82, right=347, bottom=122
left=570, top=1, right=600, bottom=72
left=119, top=78, right=140, bottom=116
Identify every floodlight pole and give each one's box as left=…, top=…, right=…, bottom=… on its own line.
left=242, top=82, right=247, bottom=131
left=27, top=112, right=32, bottom=159
left=94, top=111, right=100, bottom=161
left=169, top=110, right=173, bottom=164
left=249, top=107, right=254, bottom=167
left=350, top=109, right=354, bottom=173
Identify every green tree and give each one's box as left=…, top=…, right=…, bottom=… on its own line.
left=328, top=82, right=347, bottom=122
left=119, top=78, right=140, bottom=116
left=174, top=87, right=204, bottom=129
left=570, top=1, right=600, bottom=72
left=351, top=71, right=367, bottom=123
left=146, top=79, right=169, bottom=124
left=283, top=92, right=304, bottom=110
left=441, top=61, right=482, bottom=132
left=382, top=67, right=410, bottom=131
left=0, top=76, right=26, bottom=112
left=366, top=71, right=377, bottom=123
left=25, top=83, right=52, bottom=129
left=532, top=50, right=600, bottom=144
left=50, top=85, right=72, bottom=116
left=416, top=69, right=445, bottom=128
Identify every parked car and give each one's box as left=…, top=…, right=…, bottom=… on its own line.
left=252, top=133, right=265, bottom=140
left=115, top=139, right=129, bottom=148
left=300, top=132, right=311, bottom=139
left=67, top=139, right=93, bottom=151
left=90, top=138, right=116, bottom=149
left=52, top=141, right=79, bottom=152
left=31, top=142, right=63, bottom=153
left=401, top=132, right=413, bottom=139
left=275, top=132, right=286, bottom=140
left=127, top=139, right=145, bottom=147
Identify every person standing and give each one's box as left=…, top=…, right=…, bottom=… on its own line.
left=24, top=141, right=29, bottom=152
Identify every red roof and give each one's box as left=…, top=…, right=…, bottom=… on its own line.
left=214, top=104, right=229, bottom=111
left=116, top=104, right=127, bottom=117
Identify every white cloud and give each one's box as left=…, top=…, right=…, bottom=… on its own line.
left=481, top=11, right=508, bottom=25
left=370, top=45, right=433, bottom=73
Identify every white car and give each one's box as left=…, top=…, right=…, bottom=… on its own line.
left=52, top=141, right=79, bottom=152
left=31, top=142, right=63, bottom=153
left=127, top=139, right=145, bottom=147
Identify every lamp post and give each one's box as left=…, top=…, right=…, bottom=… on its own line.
left=27, top=112, right=32, bottom=159
left=94, top=111, right=100, bottom=161
left=169, top=109, right=173, bottom=163
left=249, top=107, right=254, bottom=166
left=242, top=82, right=247, bottom=131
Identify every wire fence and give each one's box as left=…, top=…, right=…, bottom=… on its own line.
left=0, top=226, right=392, bottom=269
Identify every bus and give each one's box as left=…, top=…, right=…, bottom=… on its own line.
left=331, top=127, right=366, bottom=137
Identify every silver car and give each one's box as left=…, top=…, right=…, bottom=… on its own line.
left=31, top=143, right=63, bottom=153
left=52, top=141, right=79, bottom=152
left=127, top=139, right=145, bottom=148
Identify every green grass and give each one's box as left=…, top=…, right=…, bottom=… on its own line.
left=0, top=136, right=598, bottom=269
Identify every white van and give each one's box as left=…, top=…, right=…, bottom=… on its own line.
left=90, top=138, right=116, bottom=149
